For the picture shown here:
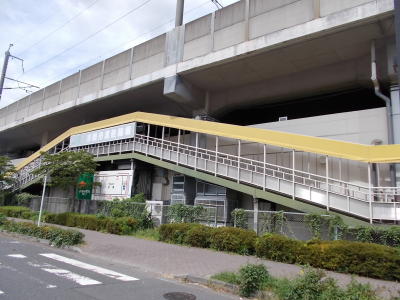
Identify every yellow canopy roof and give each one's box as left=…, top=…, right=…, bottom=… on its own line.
left=16, top=111, right=400, bottom=171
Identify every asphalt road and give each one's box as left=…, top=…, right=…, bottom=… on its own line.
left=0, top=234, right=238, bottom=300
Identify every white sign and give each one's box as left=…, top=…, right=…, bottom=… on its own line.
left=92, top=170, right=133, bottom=201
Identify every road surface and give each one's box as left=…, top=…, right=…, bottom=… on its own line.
left=0, top=234, right=237, bottom=300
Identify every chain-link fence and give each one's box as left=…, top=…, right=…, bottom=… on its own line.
left=233, top=210, right=334, bottom=241
left=6, top=198, right=399, bottom=247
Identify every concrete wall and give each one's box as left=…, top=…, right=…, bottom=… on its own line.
left=0, top=0, right=391, bottom=133
left=132, top=34, right=166, bottom=79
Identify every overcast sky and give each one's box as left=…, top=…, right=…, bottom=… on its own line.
left=0, top=0, right=237, bottom=108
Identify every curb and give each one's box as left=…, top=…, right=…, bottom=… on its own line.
left=174, top=274, right=239, bottom=294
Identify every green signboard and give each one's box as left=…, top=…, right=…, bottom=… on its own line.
left=76, top=173, right=94, bottom=200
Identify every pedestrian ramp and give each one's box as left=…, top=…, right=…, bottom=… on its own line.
left=14, top=112, right=400, bottom=224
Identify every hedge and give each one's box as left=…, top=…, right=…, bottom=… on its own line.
left=0, top=206, right=146, bottom=235
left=1, top=220, right=84, bottom=247
left=255, top=233, right=308, bottom=264
left=159, top=223, right=198, bottom=244
left=44, top=212, right=140, bottom=235
left=306, top=240, right=400, bottom=281
left=210, top=226, right=257, bottom=255
left=0, top=206, right=35, bottom=219
left=159, top=223, right=257, bottom=255
left=256, top=234, right=400, bottom=281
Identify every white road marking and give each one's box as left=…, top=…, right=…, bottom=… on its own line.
left=40, top=253, right=138, bottom=281
left=46, top=285, right=57, bottom=289
left=0, top=290, right=4, bottom=295
left=7, top=254, right=26, bottom=258
left=41, top=268, right=101, bottom=286
left=9, top=241, right=20, bottom=244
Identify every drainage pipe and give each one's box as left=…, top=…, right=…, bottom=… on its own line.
left=371, top=40, right=397, bottom=186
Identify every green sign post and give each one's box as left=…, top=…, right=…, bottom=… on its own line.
left=76, top=173, right=94, bottom=200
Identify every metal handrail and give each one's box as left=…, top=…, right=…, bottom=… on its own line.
left=15, top=128, right=400, bottom=221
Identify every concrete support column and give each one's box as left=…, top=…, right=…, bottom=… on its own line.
left=253, top=197, right=259, bottom=234
left=41, top=131, right=49, bottom=147
left=390, top=85, right=400, bottom=186
left=313, top=0, right=320, bottom=18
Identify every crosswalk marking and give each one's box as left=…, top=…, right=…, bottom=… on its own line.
left=41, top=268, right=102, bottom=286
left=46, top=285, right=57, bottom=289
left=40, top=253, right=138, bottom=282
left=7, top=254, right=26, bottom=258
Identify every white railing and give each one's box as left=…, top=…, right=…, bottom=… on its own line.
left=16, top=131, right=400, bottom=222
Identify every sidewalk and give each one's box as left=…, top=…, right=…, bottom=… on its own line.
left=7, top=218, right=400, bottom=298
left=75, top=228, right=400, bottom=299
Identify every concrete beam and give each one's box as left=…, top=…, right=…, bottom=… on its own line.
left=163, top=75, right=205, bottom=108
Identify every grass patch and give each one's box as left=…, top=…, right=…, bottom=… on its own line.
left=212, top=265, right=381, bottom=299
left=131, top=228, right=159, bottom=241
left=211, top=271, right=240, bottom=285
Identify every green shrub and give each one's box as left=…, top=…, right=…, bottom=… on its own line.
left=107, top=217, right=140, bottom=235
left=279, top=268, right=326, bottom=300
left=97, top=194, right=153, bottom=229
left=159, top=223, right=197, bottom=244
left=352, top=226, right=400, bottom=248
left=166, top=204, right=205, bottom=223
left=275, top=268, right=379, bottom=300
left=210, top=227, right=256, bottom=255
left=238, top=264, right=269, bottom=297
left=0, top=213, right=5, bottom=225
left=185, top=224, right=214, bottom=248
left=307, top=240, right=400, bottom=281
left=0, top=206, right=32, bottom=218
left=43, top=212, right=140, bottom=235
left=231, top=208, right=247, bottom=229
left=14, top=193, right=38, bottom=206
left=256, top=233, right=308, bottom=264
left=2, top=220, right=84, bottom=247
left=342, top=280, right=379, bottom=300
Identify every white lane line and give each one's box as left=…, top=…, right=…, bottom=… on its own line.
left=7, top=254, right=26, bottom=258
left=40, top=253, right=138, bottom=282
left=0, top=290, right=4, bottom=295
left=9, top=241, right=20, bottom=244
left=46, top=285, right=57, bottom=289
left=41, top=268, right=101, bottom=286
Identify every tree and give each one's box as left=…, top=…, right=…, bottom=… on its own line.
left=0, top=155, right=15, bottom=191
left=32, top=151, right=98, bottom=212
left=0, top=156, right=16, bottom=205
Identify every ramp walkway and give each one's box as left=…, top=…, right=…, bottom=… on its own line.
left=14, top=112, right=400, bottom=224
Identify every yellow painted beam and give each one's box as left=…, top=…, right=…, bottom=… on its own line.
left=15, top=111, right=400, bottom=171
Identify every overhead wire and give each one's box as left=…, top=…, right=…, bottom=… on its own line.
left=43, top=0, right=213, bottom=84
left=17, top=0, right=101, bottom=56
left=21, top=0, right=153, bottom=76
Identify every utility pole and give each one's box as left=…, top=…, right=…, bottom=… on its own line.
left=0, top=44, right=12, bottom=101
left=175, top=0, right=184, bottom=27
left=0, top=44, right=39, bottom=103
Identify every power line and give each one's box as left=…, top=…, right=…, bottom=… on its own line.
left=22, top=0, right=152, bottom=76
left=43, top=0, right=212, bottom=84
left=17, top=0, right=101, bottom=56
